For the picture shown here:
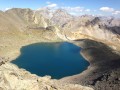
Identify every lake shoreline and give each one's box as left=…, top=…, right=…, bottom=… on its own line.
left=0, top=39, right=120, bottom=90
left=11, top=42, right=90, bottom=79
left=59, top=39, right=120, bottom=90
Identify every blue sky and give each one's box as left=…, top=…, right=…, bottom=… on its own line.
left=0, top=0, right=120, bottom=16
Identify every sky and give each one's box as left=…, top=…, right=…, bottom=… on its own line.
left=0, top=0, right=120, bottom=16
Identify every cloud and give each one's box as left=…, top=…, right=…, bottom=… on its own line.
left=47, top=3, right=57, bottom=8
left=46, top=2, right=57, bottom=8
left=112, top=11, right=120, bottom=15
left=62, top=7, right=84, bottom=12
left=61, top=6, right=91, bottom=15
left=5, top=8, right=11, bottom=11
left=85, top=9, right=91, bottom=12
left=100, top=7, right=114, bottom=12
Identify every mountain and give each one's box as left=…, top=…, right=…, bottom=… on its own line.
left=36, top=8, right=74, bottom=26
left=28, top=8, right=120, bottom=48
left=0, top=8, right=61, bottom=55
left=35, top=8, right=120, bottom=48
left=50, top=9, right=74, bottom=26
left=36, top=7, right=54, bottom=19
left=61, top=15, right=120, bottom=50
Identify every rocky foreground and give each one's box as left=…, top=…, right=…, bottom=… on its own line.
left=0, top=8, right=120, bottom=90
left=0, top=63, right=93, bottom=90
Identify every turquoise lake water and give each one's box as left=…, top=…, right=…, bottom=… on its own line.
left=11, top=42, right=89, bottom=79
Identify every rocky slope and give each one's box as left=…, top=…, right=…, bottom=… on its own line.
left=0, top=63, right=93, bottom=90
left=62, top=16, right=120, bottom=50
left=0, top=8, right=62, bottom=59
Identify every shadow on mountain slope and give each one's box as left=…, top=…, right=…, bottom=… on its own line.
left=60, top=39, right=120, bottom=90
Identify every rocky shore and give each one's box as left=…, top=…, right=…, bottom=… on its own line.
left=0, top=34, right=94, bottom=90
left=0, top=62, right=94, bottom=90
left=0, top=38, right=95, bottom=90
left=59, top=39, right=120, bottom=90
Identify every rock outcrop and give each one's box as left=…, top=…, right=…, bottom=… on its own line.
left=0, top=63, right=93, bottom=90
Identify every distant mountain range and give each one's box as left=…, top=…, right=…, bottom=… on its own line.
left=0, top=8, right=120, bottom=49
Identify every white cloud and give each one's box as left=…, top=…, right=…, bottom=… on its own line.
left=69, top=12, right=78, bottom=16
left=100, top=7, right=114, bottom=12
left=112, top=10, right=120, bottom=15
left=61, top=6, right=91, bottom=15
left=5, top=8, right=11, bottom=11
left=85, top=9, right=90, bottom=12
left=47, top=3, right=57, bottom=8
left=62, top=7, right=91, bottom=13
left=62, top=6, right=84, bottom=12
left=46, top=1, right=57, bottom=8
